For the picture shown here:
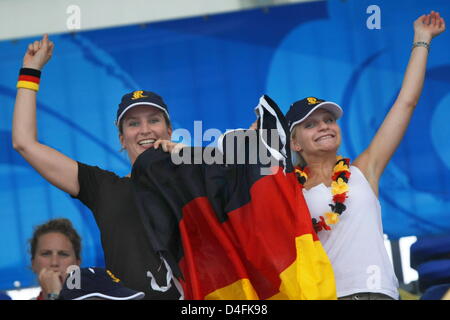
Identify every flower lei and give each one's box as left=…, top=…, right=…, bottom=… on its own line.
left=295, top=156, right=351, bottom=233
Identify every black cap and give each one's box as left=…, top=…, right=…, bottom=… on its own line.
left=285, top=97, right=343, bottom=132
left=59, top=267, right=145, bottom=300
left=116, top=90, right=170, bottom=126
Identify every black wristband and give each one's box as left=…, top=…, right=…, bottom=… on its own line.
left=19, top=67, right=41, bottom=78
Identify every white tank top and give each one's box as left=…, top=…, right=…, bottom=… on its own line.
left=302, top=165, right=399, bottom=299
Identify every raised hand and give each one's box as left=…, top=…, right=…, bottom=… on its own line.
left=414, top=11, right=446, bottom=43
left=22, top=34, right=55, bottom=70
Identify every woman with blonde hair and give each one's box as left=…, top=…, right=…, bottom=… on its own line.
left=286, top=11, right=445, bottom=300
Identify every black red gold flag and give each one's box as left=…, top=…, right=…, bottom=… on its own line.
left=131, top=95, right=336, bottom=299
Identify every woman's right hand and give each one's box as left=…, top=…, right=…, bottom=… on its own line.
left=153, top=139, right=186, bottom=154
left=22, top=34, right=54, bottom=70
left=38, top=268, right=63, bottom=298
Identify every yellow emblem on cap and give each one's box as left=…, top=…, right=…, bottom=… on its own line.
left=131, top=90, right=148, bottom=100
left=307, top=97, right=319, bottom=105
left=106, top=270, right=121, bottom=283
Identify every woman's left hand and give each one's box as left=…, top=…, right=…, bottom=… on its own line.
left=414, top=11, right=446, bottom=43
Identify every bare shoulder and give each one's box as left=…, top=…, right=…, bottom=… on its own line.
left=352, top=151, right=379, bottom=197
left=353, top=150, right=370, bottom=176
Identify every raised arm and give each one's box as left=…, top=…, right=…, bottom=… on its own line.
left=12, top=34, right=80, bottom=196
left=354, top=11, right=446, bottom=195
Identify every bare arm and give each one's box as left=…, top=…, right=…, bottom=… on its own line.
left=12, top=34, right=80, bottom=196
left=354, top=11, right=446, bottom=196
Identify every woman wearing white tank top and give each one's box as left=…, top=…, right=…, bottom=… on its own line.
left=285, top=11, right=445, bottom=300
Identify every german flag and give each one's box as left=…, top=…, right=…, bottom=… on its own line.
left=131, top=95, right=336, bottom=300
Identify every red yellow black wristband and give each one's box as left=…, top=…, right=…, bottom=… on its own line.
left=17, top=68, right=41, bottom=92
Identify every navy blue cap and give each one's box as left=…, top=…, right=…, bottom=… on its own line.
left=421, top=284, right=450, bottom=300
left=59, top=267, right=144, bottom=300
left=285, top=97, right=343, bottom=132
left=116, top=90, right=170, bottom=126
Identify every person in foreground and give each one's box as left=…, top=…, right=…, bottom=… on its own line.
left=286, top=11, right=445, bottom=300
left=13, top=34, right=180, bottom=299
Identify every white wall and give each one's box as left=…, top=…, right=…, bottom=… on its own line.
left=0, top=0, right=318, bottom=41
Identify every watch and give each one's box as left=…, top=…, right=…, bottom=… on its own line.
left=47, top=292, right=60, bottom=300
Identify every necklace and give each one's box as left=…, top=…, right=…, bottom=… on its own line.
left=295, top=156, right=351, bottom=233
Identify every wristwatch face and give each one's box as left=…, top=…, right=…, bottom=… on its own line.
left=47, top=293, right=59, bottom=300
